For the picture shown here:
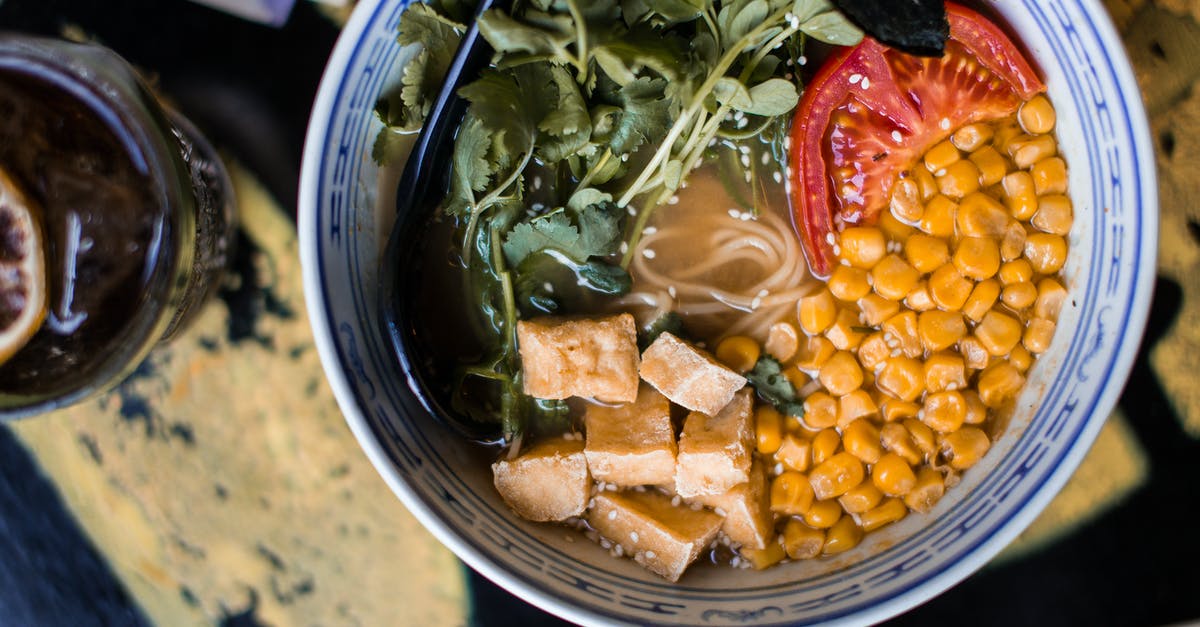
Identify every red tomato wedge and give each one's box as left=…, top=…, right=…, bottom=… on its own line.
left=790, top=2, right=1045, bottom=278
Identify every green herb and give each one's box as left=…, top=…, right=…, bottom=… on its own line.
left=746, top=355, right=805, bottom=418
left=381, top=0, right=864, bottom=443
left=639, top=311, right=684, bottom=350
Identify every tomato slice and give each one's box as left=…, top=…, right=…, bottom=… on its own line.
left=790, top=2, right=1045, bottom=278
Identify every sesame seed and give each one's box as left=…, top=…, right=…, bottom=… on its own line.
left=849, top=73, right=862, bottom=85
left=601, top=539, right=612, bottom=549
left=744, top=171, right=752, bottom=183
left=671, top=495, right=681, bottom=507
left=740, top=145, right=751, bottom=155
left=892, top=130, right=903, bottom=143
left=608, top=510, right=617, bottom=520
left=798, top=55, right=808, bottom=66
left=935, top=169, right=947, bottom=177
left=729, top=209, right=741, bottom=218
left=588, top=498, right=596, bottom=509
left=644, top=226, right=658, bottom=235
left=668, top=195, right=680, bottom=205
left=643, top=248, right=657, bottom=259
left=737, top=117, right=748, bottom=129
left=630, top=532, right=639, bottom=542
left=773, top=462, right=784, bottom=475
left=714, top=507, right=727, bottom=517
left=761, top=152, right=771, bottom=165
left=861, top=76, right=871, bottom=90
left=532, top=176, right=542, bottom=190
left=645, top=551, right=656, bottom=559
left=543, top=282, right=554, bottom=293
left=621, top=153, right=630, bottom=162
left=668, top=285, right=677, bottom=298
left=627, top=206, right=637, bottom=216
left=614, top=544, right=624, bottom=557
left=773, top=171, right=783, bottom=183
left=619, top=242, right=629, bottom=254
left=940, top=117, right=951, bottom=130
left=740, top=154, right=751, bottom=168
left=826, top=233, right=836, bottom=245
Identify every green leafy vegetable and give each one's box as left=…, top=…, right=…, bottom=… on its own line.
left=382, top=0, right=864, bottom=444
left=639, top=312, right=683, bottom=350
left=746, top=355, right=805, bottom=418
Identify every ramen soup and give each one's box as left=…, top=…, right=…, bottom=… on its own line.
left=396, top=1, right=1071, bottom=581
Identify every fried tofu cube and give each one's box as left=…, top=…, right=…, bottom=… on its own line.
left=517, top=314, right=640, bottom=403
left=587, top=490, right=722, bottom=582
left=492, top=437, right=589, bottom=522
left=584, top=386, right=677, bottom=487
left=639, top=332, right=746, bottom=415
left=690, top=461, right=773, bottom=550
left=674, top=389, right=754, bottom=497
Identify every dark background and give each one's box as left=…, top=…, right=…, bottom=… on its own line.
left=0, top=1, right=1196, bottom=625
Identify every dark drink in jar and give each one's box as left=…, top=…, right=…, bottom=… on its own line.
left=0, top=34, right=236, bottom=417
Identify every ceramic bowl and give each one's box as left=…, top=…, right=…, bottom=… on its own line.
left=299, top=1, right=1156, bottom=624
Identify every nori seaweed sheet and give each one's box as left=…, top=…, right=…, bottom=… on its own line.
left=831, top=0, right=949, bottom=57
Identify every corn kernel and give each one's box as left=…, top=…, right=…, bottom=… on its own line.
left=1002, top=171, right=1037, bottom=220
left=1001, top=220, right=1028, bottom=262
left=799, top=289, right=837, bottom=335
left=978, top=361, right=1025, bottom=407
left=903, top=417, right=937, bottom=456
left=958, top=335, right=990, bottom=371
left=1019, top=94, right=1057, bottom=135
left=838, top=391, right=880, bottom=428
left=1035, top=278, right=1068, bottom=320
left=1032, top=194, right=1073, bottom=236
left=765, top=321, right=801, bottom=362
left=829, top=265, right=872, bottom=301
left=999, top=259, right=1034, bottom=285
left=937, top=159, right=982, bottom=198
left=904, top=234, right=949, bottom=274
left=880, top=422, right=923, bottom=466
left=783, top=365, right=810, bottom=394
left=1024, top=233, right=1068, bottom=274
left=904, top=281, right=936, bottom=312
left=742, top=536, right=788, bottom=569
left=756, top=405, right=784, bottom=455
left=842, top=419, right=882, bottom=464
left=922, top=390, right=967, bottom=432
left=795, top=335, right=836, bottom=371
left=924, top=351, right=966, bottom=393
left=1010, top=344, right=1034, bottom=372
left=1032, top=156, right=1068, bottom=195
left=858, top=293, right=901, bottom=326
left=912, top=165, right=938, bottom=201
left=975, top=310, right=1023, bottom=356
left=809, top=452, right=865, bottom=500
left=920, top=195, right=958, bottom=238
left=840, top=482, right=884, bottom=514
left=969, top=145, right=1008, bottom=186
left=803, top=392, right=839, bottom=430
left=1001, top=280, right=1038, bottom=309
left=903, top=467, right=945, bottom=513
left=822, top=515, right=863, bottom=554
left=941, top=426, right=991, bottom=470
left=782, top=518, right=825, bottom=559
left=716, top=335, right=760, bottom=373
left=871, top=453, right=916, bottom=496
left=871, top=254, right=921, bottom=301
left=881, top=398, right=920, bottom=422
left=953, top=237, right=1001, bottom=280
left=929, top=264, right=974, bottom=311
left=860, top=498, right=909, bottom=532
left=992, top=116, right=1025, bottom=152
left=962, top=279, right=1000, bottom=323
left=1024, top=317, right=1056, bottom=353
left=775, top=433, right=813, bottom=472
left=879, top=208, right=916, bottom=242
left=876, top=357, right=926, bottom=402
left=1008, top=134, right=1057, bottom=169
left=924, top=139, right=961, bottom=172
left=882, top=311, right=923, bottom=358
left=952, top=122, right=995, bottom=152
left=918, top=310, right=967, bottom=352
left=857, top=332, right=891, bottom=372
left=826, top=308, right=867, bottom=351
left=804, top=499, right=843, bottom=529
left=957, top=191, right=1010, bottom=238
left=811, top=428, right=841, bottom=466
left=839, top=227, right=887, bottom=269
left=770, top=471, right=815, bottom=515
left=962, top=389, right=988, bottom=425
left=890, top=177, right=924, bottom=223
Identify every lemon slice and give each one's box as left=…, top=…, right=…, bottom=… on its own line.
left=0, top=166, right=47, bottom=366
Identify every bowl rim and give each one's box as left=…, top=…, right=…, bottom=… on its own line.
left=298, top=0, right=1158, bottom=624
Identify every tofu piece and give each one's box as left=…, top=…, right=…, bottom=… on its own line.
left=517, top=314, right=639, bottom=403
left=674, top=389, right=754, bottom=497
left=690, top=461, right=773, bottom=550
left=584, top=386, right=677, bottom=487
left=492, top=437, right=589, bottom=522
left=639, top=332, right=746, bottom=415
left=587, top=490, right=722, bottom=582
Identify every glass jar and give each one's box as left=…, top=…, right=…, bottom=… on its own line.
left=0, top=33, right=236, bottom=418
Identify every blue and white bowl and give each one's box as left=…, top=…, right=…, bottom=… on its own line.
left=299, top=2, right=1156, bottom=624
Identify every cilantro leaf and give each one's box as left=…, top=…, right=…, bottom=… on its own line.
left=746, top=356, right=806, bottom=417
left=445, top=114, right=496, bottom=218
left=572, top=200, right=624, bottom=257
left=502, top=212, right=581, bottom=266
left=638, top=311, right=683, bottom=350
left=603, top=76, right=673, bottom=155
left=477, top=8, right=575, bottom=63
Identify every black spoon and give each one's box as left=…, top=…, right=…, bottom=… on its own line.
left=378, top=0, right=507, bottom=443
